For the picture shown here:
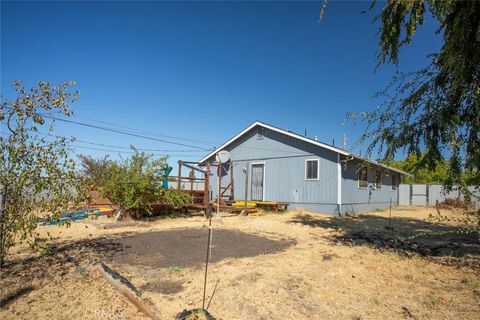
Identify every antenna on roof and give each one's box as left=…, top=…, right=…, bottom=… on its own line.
left=304, top=129, right=307, bottom=137
left=343, top=134, right=347, bottom=150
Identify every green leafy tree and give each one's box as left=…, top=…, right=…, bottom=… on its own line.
left=81, top=149, right=191, bottom=219
left=0, top=81, right=81, bottom=267
left=351, top=0, right=479, bottom=186
left=349, top=0, right=479, bottom=239
left=391, top=154, right=449, bottom=184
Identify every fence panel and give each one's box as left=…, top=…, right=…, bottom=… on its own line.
left=398, top=184, right=410, bottom=205
left=411, top=184, right=427, bottom=206
left=399, top=183, right=479, bottom=208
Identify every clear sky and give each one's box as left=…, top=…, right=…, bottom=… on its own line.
left=1, top=1, right=441, bottom=167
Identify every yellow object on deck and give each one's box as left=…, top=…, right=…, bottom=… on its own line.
left=232, top=201, right=257, bottom=207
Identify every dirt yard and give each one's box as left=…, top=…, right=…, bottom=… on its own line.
left=1, top=206, right=479, bottom=319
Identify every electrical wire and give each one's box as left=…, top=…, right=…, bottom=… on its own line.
left=41, top=114, right=209, bottom=150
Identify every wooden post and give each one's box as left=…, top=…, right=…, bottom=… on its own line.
left=244, top=162, right=249, bottom=215
left=204, top=162, right=210, bottom=207
left=96, top=263, right=160, bottom=320
left=230, top=161, right=234, bottom=200
left=177, top=161, right=182, bottom=190
left=217, top=161, right=222, bottom=217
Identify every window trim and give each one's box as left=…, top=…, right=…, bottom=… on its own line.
left=375, top=169, right=382, bottom=190
left=305, top=159, right=320, bottom=181
left=358, top=167, right=368, bottom=189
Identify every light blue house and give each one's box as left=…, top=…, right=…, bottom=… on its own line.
left=198, top=121, right=411, bottom=215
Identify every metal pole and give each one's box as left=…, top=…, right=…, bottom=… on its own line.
left=217, top=161, right=221, bottom=218
left=202, top=216, right=212, bottom=309
left=389, top=197, right=392, bottom=229
left=244, top=162, right=249, bottom=215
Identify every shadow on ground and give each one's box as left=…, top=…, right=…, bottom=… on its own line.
left=0, top=228, right=295, bottom=286
left=289, top=213, right=480, bottom=268
left=0, top=285, right=35, bottom=308
left=112, top=228, right=295, bottom=268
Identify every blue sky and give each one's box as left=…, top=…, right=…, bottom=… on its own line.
left=1, top=1, right=441, bottom=166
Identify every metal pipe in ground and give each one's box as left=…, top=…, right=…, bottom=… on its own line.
left=202, top=217, right=212, bottom=309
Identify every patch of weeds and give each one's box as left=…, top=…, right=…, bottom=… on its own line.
left=425, top=295, right=439, bottom=309
left=375, top=208, right=386, bottom=212
left=460, top=276, right=480, bottom=295
left=75, top=266, right=85, bottom=273
left=373, top=296, right=381, bottom=305
left=404, top=274, right=414, bottom=281
left=168, top=266, right=184, bottom=273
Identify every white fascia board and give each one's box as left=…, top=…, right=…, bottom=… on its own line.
left=197, top=121, right=413, bottom=177
left=198, top=121, right=349, bottom=164
left=351, top=154, right=413, bottom=177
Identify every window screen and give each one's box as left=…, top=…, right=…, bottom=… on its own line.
left=305, top=160, right=319, bottom=180
left=358, top=167, right=368, bottom=188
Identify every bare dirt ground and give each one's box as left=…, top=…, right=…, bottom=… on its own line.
left=1, top=206, right=479, bottom=320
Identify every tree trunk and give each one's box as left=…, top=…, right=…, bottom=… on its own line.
left=0, top=187, right=7, bottom=268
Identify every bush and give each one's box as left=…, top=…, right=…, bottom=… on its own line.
left=80, top=148, right=192, bottom=219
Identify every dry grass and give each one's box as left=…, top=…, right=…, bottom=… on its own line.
left=1, top=206, right=479, bottom=319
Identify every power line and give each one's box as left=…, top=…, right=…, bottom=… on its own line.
left=66, top=113, right=220, bottom=146
left=70, top=145, right=202, bottom=157
left=0, top=132, right=206, bottom=157
left=41, top=114, right=211, bottom=150
left=33, top=130, right=211, bottom=152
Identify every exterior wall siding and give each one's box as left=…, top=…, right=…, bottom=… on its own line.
left=206, top=127, right=339, bottom=214
left=203, top=125, right=404, bottom=215
left=340, top=158, right=399, bottom=214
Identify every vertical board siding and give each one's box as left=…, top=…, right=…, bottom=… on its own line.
left=340, top=158, right=399, bottom=214
left=204, top=126, right=407, bottom=215
left=206, top=127, right=339, bottom=213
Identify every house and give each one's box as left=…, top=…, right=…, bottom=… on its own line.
left=198, top=121, right=412, bottom=215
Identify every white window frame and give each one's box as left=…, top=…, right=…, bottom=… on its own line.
left=305, top=159, right=319, bottom=181
left=358, top=167, right=368, bottom=189
left=391, top=174, right=397, bottom=191
left=375, top=169, right=382, bottom=190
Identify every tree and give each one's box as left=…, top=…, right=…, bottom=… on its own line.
left=0, top=81, right=81, bottom=267
left=391, top=154, right=449, bottom=184
left=80, top=149, right=191, bottom=219
left=77, top=154, right=110, bottom=205
left=349, top=0, right=479, bottom=239
left=352, top=1, right=479, bottom=186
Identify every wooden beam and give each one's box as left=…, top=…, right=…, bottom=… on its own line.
left=177, top=161, right=182, bottom=190
left=204, top=162, right=210, bottom=207
left=96, top=263, right=160, bottom=320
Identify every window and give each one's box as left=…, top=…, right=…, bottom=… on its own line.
left=375, top=170, right=382, bottom=189
left=305, top=159, right=319, bottom=180
left=391, top=174, right=397, bottom=191
left=358, top=167, right=368, bottom=188
left=257, top=127, right=264, bottom=140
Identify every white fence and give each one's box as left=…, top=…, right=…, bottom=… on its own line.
left=399, top=184, right=480, bottom=207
